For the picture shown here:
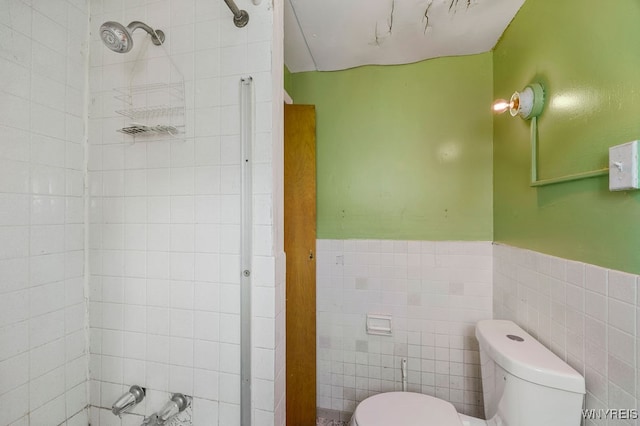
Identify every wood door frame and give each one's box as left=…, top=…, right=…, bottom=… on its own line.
left=284, top=104, right=317, bottom=425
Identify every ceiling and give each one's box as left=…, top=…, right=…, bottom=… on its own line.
left=284, top=0, right=526, bottom=72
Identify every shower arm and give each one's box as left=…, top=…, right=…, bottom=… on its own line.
left=223, top=0, right=249, bottom=28
left=127, top=21, right=165, bottom=45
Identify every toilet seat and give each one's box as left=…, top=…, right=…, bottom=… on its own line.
left=352, top=392, right=463, bottom=426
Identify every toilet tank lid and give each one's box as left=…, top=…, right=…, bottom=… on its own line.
left=476, top=320, right=585, bottom=394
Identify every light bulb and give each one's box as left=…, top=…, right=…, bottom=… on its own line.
left=492, top=99, right=511, bottom=114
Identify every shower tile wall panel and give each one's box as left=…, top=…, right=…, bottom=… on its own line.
left=0, top=1, right=90, bottom=425
left=493, top=244, right=640, bottom=426
left=88, top=0, right=278, bottom=424
left=316, top=240, right=493, bottom=419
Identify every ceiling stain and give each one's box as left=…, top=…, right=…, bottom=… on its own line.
left=449, top=0, right=472, bottom=14
left=423, top=1, right=433, bottom=35
left=389, top=0, right=395, bottom=35
left=373, top=0, right=395, bottom=46
left=374, top=22, right=382, bottom=46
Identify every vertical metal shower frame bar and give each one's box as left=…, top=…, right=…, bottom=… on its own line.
left=240, top=77, right=254, bottom=426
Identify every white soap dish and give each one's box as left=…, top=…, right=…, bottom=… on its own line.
left=366, top=314, right=392, bottom=336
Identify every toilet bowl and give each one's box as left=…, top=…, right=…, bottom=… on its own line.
left=349, top=320, right=585, bottom=426
left=348, top=392, right=481, bottom=426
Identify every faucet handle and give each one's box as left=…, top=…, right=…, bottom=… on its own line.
left=111, top=385, right=145, bottom=417
left=129, top=385, right=146, bottom=403
left=157, top=393, right=190, bottom=423
left=170, top=393, right=189, bottom=411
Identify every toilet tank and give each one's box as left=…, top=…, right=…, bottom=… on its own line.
left=476, top=320, right=585, bottom=426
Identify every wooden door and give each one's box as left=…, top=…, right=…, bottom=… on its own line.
left=285, top=104, right=317, bottom=425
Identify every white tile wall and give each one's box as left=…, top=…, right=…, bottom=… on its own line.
left=0, top=0, right=90, bottom=424
left=494, top=244, right=640, bottom=426
left=88, top=0, right=279, bottom=424
left=316, top=240, right=493, bottom=420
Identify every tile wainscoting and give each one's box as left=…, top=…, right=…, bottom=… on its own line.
left=316, top=240, right=493, bottom=420
left=494, top=243, right=640, bottom=426
left=318, top=241, right=640, bottom=425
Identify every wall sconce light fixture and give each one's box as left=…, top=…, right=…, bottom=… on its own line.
left=493, top=82, right=610, bottom=187
left=493, top=83, right=546, bottom=186
left=492, top=83, right=545, bottom=120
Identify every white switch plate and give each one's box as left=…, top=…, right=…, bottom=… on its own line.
left=609, top=140, right=639, bottom=191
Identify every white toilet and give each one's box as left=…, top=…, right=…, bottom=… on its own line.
left=350, top=320, right=586, bottom=426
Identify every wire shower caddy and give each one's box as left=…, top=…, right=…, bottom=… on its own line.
left=114, top=81, right=185, bottom=137
left=113, top=36, right=186, bottom=140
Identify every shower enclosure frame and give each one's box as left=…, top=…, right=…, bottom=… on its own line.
left=240, top=77, right=254, bottom=426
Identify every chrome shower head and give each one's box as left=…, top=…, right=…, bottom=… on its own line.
left=100, top=21, right=165, bottom=53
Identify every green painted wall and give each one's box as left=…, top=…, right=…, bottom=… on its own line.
left=284, top=65, right=293, bottom=95
left=289, top=54, right=494, bottom=240
left=494, top=0, right=640, bottom=273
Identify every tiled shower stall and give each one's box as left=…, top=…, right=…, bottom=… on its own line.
left=0, top=0, right=285, bottom=424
